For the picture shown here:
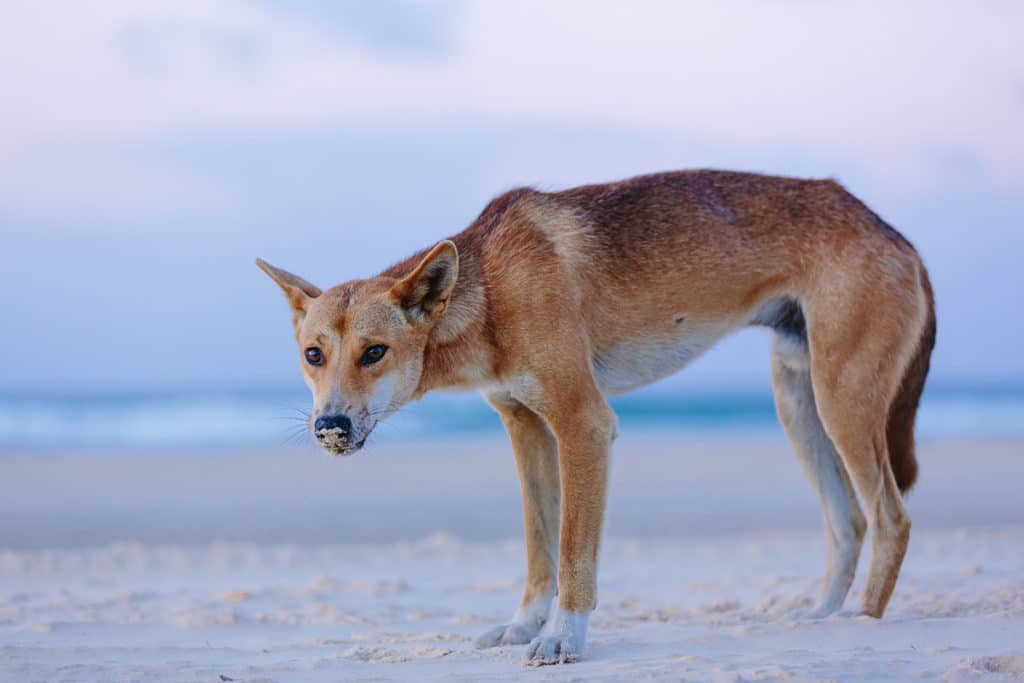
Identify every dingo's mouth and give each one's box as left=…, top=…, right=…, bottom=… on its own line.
left=318, top=435, right=368, bottom=457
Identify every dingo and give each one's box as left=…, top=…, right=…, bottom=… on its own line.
left=258, top=170, right=935, bottom=666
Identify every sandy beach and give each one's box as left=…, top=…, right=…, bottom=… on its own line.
left=2, top=434, right=1022, bottom=682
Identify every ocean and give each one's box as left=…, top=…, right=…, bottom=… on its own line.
left=1, top=384, right=1022, bottom=451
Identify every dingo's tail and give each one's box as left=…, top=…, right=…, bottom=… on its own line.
left=886, top=266, right=936, bottom=494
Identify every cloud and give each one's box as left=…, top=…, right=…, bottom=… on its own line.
left=1, top=0, right=1021, bottom=220
left=0, top=142, right=243, bottom=227
left=251, top=0, right=462, bottom=58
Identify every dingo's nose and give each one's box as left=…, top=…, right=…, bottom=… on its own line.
left=314, top=414, right=352, bottom=436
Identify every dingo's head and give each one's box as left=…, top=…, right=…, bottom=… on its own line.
left=257, top=241, right=458, bottom=456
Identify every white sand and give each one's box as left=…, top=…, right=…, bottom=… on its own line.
left=2, top=435, right=1023, bottom=681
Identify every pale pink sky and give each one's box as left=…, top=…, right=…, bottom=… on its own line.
left=0, top=1, right=1021, bottom=388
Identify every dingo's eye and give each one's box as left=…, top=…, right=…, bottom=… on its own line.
left=360, top=344, right=388, bottom=366
left=304, top=347, right=323, bottom=366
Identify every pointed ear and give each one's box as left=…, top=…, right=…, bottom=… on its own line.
left=391, top=240, right=459, bottom=324
left=256, top=258, right=321, bottom=326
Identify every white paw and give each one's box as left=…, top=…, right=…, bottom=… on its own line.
left=525, top=634, right=582, bottom=665
left=839, top=608, right=879, bottom=619
left=476, top=594, right=552, bottom=649
left=794, top=602, right=842, bottom=620
left=523, top=608, right=588, bottom=666
left=475, top=620, right=541, bottom=648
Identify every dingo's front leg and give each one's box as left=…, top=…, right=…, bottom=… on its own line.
left=524, top=387, right=615, bottom=666
left=475, top=392, right=560, bottom=648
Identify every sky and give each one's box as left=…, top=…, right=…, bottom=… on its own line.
left=1, top=1, right=1022, bottom=392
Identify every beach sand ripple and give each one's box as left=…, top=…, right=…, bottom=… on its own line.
left=2, top=526, right=1022, bottom=682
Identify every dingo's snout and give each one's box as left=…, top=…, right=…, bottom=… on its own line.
left=313, top=413, right=361, bottom=456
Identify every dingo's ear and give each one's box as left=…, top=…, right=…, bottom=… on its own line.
left=391, top=240, right=459, bottom=324
left=256, top=258, right=322, bottom=325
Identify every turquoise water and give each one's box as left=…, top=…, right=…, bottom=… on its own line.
left=1, top=384, right=1022, bottom=450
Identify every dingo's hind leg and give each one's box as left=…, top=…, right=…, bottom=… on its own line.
left=804, top=262, right=929, bottom=618
left=771, top=335, right=866, bottom=618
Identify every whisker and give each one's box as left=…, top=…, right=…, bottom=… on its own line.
left=276, top=403, right=315, bottom=448
left=271, top=415, right=311, bottom=423
left=281, top=426, right=316, bottom=448
left=366, top=401, right=404, bottom=419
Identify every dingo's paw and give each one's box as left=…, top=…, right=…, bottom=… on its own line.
left=524, top=633, right=582, bottom=665
left=523, top=608, right=588, bottom=666
left=793, top=602, right=841, bottom=620
left=842, top=607, right=880, bottom=619
left=476, top=595, right=552, bottom=649
left=474, top=620, right=540, bottom=648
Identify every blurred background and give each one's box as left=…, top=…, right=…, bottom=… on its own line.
left=1, top=2, right=1022, bottom=546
